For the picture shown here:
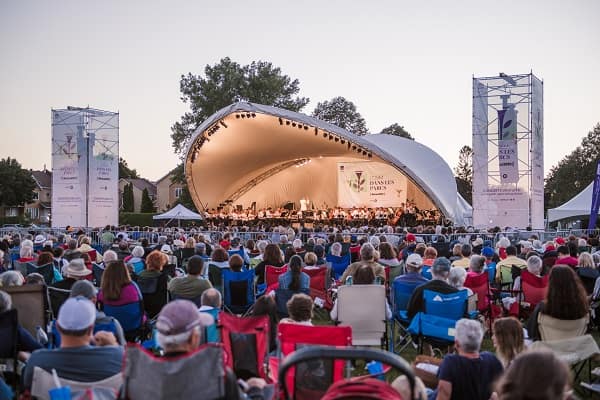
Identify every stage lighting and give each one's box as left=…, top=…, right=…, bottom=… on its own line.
left=219, top=120, right=228, bottom=128
left=347, top=142, right=351, bottom=149
left=278, top=118, right=283, bottom=125
left=334, top=137, right=339, bottom=142
left=286, top=120, right=291, bottom=125
left=368, top=153, right=372, bottom=158
left=314, top=127, right=318, bottom=135
left=352, top=145, right=357, bottom=150
left=251, top=113, right=256, bottom=118
left=236, top=114, right=240, bottom=119
left=341, top=139, right=345, bottom=144
left=241, top=114, right=246, bottom=118
left=246, top=113, right=251, bottom=118
left=304, top=125, right=309, bottom=130
left=323, top=132, right=327, bottom=138
left=292, top=122, right=296, bottom=127
left=328, top=134, right=333, bottom=140
left=298, top=124, right=302, bottom=130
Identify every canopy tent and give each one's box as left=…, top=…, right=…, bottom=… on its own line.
left=184, top=102, right=472, bottom=226
left=153, top=204, right=203, bottom=224
left=547, top=181, right=596, bottom=222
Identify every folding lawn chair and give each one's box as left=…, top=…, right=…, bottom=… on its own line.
left=326, top=253, right=351, bottom=280
left=391, top=279, right=422, bottom=353
left=222, top=269, right=256, bottom=315
left=265, top=265, right=288, bottom=287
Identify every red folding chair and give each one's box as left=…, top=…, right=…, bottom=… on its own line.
left=265, top=265, right=288, bottom=286
left=464, top=272, right=493, bottom=332
left=219, top=312, right=270, bottom=381
left=302, top=267, right=333, bottom=310
left=272, top=324, right=352, bottom=400
left=520, top=270, right=549, bottom=318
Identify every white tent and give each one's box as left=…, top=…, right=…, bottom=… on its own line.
left=153, top=204, right=203, bottom=222
left=547, top=181, right=596, bottom=222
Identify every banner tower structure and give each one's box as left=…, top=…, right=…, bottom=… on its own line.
left=472, top=72, right=544, bottom=229
left=51, top=107, right=119, bottom=228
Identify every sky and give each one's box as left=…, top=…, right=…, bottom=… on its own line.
left=1, top=0, right=599, bottom=182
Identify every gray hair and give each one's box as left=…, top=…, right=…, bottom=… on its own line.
left=0, top=271, right=24, bottom=287
left=257, top=240, right=268, bottom=254
left=468, top=256, right=485, bottom=273
left=103, top=250, right=118, bottom=262
left=527, top=255, right=543, bottom=275
left=280, top=234, right=288, bottom=244
left=360, top=242, right=376, bottom=261
left=131, top=246, right=145, bottom=258
left=369, top=236, right=380, bottom=249
left=330, top=242, right=342, bottom=257
left=20, top=245, right=33, bottom=259
left=292, top=239, right=303, bottom=249
left=455, top=319, right=483, bottom=353
left=448, top=267, right=467, bottom=289
left=0, top=290, right=12, bottom=313
left=593, top=252, right=600, bottom=268
left=201, top=288, right=222, bottom=308
left=496, top=237, right=511, bottom=248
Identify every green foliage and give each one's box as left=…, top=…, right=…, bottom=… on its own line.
left=119, top=157, right=139, bottom=179
left=0, top=215, right=29, bottom=226
left=122, top=183, right=134, bottom=212
left=545, top=123, right=600, bottom=209
left=140, top=187, right=155, bottom=213
left=380, top=123, right=414, bottom=140
left=0, top=158, right=37, bottom=206
left=171, top=57, right=309, bottom=156
left=454, top=145, right=473, bottom=204
left=311, top=97, right=369, bottom=135
left=119, top=212, right=155, bottom=227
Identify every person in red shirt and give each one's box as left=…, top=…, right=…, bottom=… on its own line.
left=556, top=245, right=578, bottom=269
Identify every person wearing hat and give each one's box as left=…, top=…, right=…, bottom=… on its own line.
left=22, top=297, right=123, bottom=391
left=393, top=253, right=428, bottom=287
left=51, top=258, right=91, bottom=291
left=153, top=300, right=267, bottom=399
left=194, top=242, right=210, bottom=260
left=518, top=240, right=533, bottom=260
left=168, top=256, right=212, bottom=301
left=407, top=257, right=458, bottom=320
left=471, top=237, right=484, bottom=255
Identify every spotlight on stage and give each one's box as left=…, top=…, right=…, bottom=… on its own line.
left=219, top=120, right=228, bottom=128
left=251, top=113, right=256, bottom=118
left=328, top=134, right=333, bottom=140
left=241, top=114, right=246, bottom=118
left=323, top=132, right=327, bottom=138
left=292, top=122, right=296, bottom=127
left=314, top=127, right=318, bottom=135
left=341, top=139, right=345, bottom=144
left=304, top=125, right=309, bottom=130
left=236, top=114, right=240, bottom=119
left=334, top=137, right=339, bottom=142
left=286, top=120, right=290, bottom=125
left=278, top=118, right=283, bottom=125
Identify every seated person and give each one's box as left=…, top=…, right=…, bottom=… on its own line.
left=407, top=257, right=457, bottom=320
left=168, top=256, right=212, bottom=301
left=432, top=319, right=503, bottom=400
left=340, top=243, right=386, bottom=284
left=280, top=293, right=314, bottom=326
left=393, top=253, right=428, bottom=286
left=199, top=288, right=222, bottom=312
left=278, top=255, right=310, bottom=292
left=22, top=297, right=122, bottom=391
left=255, top=244, right=285, bottom=285
left=0, top=290, right=42, bottom=361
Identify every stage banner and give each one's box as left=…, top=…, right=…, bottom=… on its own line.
left=530, top=75, right=544, bottom=228
left=472, top=79, right=489, bottom=227
left=87, top=113, right=119, bottom=227
left=588, top=161, right=600, bottom=231
left=337, top=162, right=406, bottom=208
left=498, top=107, right=519, bottom=184
left=51, top=110, right=87, bottom=227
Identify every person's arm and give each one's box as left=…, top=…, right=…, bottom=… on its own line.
left=330, top=299, right=338, bottom=321
left=436, top=380, right=452, bottom=400
left=18, top=326, right=42, bottom=352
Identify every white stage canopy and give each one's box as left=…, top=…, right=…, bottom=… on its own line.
left=547, top=181, right=596, bottom=222
left=184, top=102, right=471, bottom=225
left=153, top=204, right=203, bottom=221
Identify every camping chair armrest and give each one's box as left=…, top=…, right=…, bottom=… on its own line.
left=467, top=311, right=479, bottom=319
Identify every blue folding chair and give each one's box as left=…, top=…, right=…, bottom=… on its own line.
left=486, top=262, right=497, bottom=284
left=102, top=284, right=145, bottom=342
left=222, top=269, right=255, bottom=316
left=26, top=262, right=55, bottom=285
left=390, top=279, right=423, bottom=353
left=326, top=253, right=351, bottom=280
left=421, top=266, right=432, bottom=280
left=408, top=289, right=468, bottom=353
left=200, top=307, right=220, bottom=343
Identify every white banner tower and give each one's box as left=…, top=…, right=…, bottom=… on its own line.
left=51, top=107, right=119, bottom=228
left=472, top=73, right=544, bottom=229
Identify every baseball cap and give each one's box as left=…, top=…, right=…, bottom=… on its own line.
left=555, top=237, right=565, bottom=245
left=156, top=300, right=214, bottom=336
left=405, top=233, right=416, bottom=242
left=519, top=240, right=533, bottom=249
left=431, top=257, right=451, bottom=274
left=70, top=280, right=98, bottom=300
left=481, top=247, right=495, bottom=258
left=57, top=297, right=96, bottom=331
left=406, top=253, right=423, bottom=267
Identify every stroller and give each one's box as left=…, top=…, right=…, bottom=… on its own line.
left=278, top=346, right=416, bottom=400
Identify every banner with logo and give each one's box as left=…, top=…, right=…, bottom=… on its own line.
left=498, top=107, right=519, bottom=184
left=588, top=161, right=600, bottom=231
left=51, top=110, right=87, bottom=227
left=530, top=75, right=545, bottom=228
left=337, top=162, right=407, bottom=208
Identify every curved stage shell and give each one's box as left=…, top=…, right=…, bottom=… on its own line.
left=185, top=102, right=470, bottom=225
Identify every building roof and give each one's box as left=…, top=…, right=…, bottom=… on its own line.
left=31, top=169, right=52, bottom=189
left=123, top=178, right=157, bottom=196
left=155, top=167, right=179, bottom=185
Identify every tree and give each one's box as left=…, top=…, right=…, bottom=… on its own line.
left=122, top=183, right=134, bottom=212
left=380, top=123, right=414, bottom=140
left=0, top=158, right=37, bottom=206
left=311, top=97, right=369, bottom=135
left=140, top=188, right=155, bottom=213
left=545, top=123, right=600, bottom=209
left=454, top=145, right=473, bottom=204
left=171, top=57, right=309, bottom=156
left=170, top=163, right=198, bottom=212
left=119, top=157, right=139, bottom=179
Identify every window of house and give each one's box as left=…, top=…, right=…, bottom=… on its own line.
left=5, top=208, right=18, bottom=217
left=174, top=187, right=183, bottom=198
left=32, top=191, right=39, bottom=201
left=26, top=207, right=39, bottom=219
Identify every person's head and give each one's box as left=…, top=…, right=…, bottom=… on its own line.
left=0, top=290, right=12, bottom=312
left=37, top=251, right=54, bottom=266
left=353, top=264, right=376, bottom=284
left=495, top=351, right=570, bottom=400
left=131, top=246, right=145, bottom=259
left=118, top=241, right=129, bottom=251
left=292, top=239, right=303, bottom=250
left=56, top=297, right=97, bottom=345
left=229, top=254, right=244, bottom=272
left=194, top=242, right=206, bottom=256
left=369, top=236, right=380, bottom=249
left=496, top=237, right=510, bottom=248
left=468, top=255, right=485, bottom=273
left=25, top=272, right=45, bottom=285
left=156, top=300, right=213, bottom=353
left=53, top=246, right=65, bottom=259
left=200, top=288, right=222, bottom=309
left=65, top=258, right=92, bottom=280
left=287, top=255, right=303, bottom=291
left=378, top=242, right=396, bottom=260
left=492, top=317, right=524, bottom=367
left=67, top=239, right=78, bottom=250
left=556, top=245, right=569, bottom=257
left=593, top=252, right=600, bottom=269
left=103, top=250, right=118, bottom=263
left=481, top=246, right=495, bottom=260
left=526, top=255, right=543, bottom=275
left=187, top=256, right=205, bottom=276
left=424, top=246, right=437, bottom=260
left=460, top=244, right=472, bottom=258
left=454, top=319, right=483, bottom=354
left=505, top=245, right=517, bottom=256
left=330, top=242, right=342, bottom=257
left=263, top=244, right=283, bottom=265
left=70, top=280, right=98, bottom=304
left=313, top=245, right=325, bottom=259
left=578, top=252, right=594, bottom=269
left=304, top=252, right=317, bottom=266
left=20, top=245, right=33, bottom=259
left=184, top=237, right=196, bottom=248
left=448, top=267, right=467, bottom=289
left=286, top=293, right=313, bottom=323
left=452, top=243, right=462, bottom=256
left=405, top=253, right=423, bottom=272
left=146, top=250, right=167, bottom=271
left=100, top=260, right=132, bottom=301
left=284, top=246, right=296, bottom=263
left=360, top=242, right=375, bottom=262
left=0, top=271, right=24, bottom=287
left=545, top=265, right=588, bottom=320
left=431, top=257, right=451, bottom=280
left=256, top=240, right=268, bottom=255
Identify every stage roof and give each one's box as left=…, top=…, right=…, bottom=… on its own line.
left=184, top=102, right=469, bottom=225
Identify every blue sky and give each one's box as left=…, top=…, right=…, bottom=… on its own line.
left=1, top=0, right=598, bottom=181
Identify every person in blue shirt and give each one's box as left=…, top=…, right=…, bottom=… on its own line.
left=278, top=255, right=309, bottom=292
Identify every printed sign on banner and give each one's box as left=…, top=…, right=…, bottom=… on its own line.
left=337, top=162, right=407, bottom=208
left=87, top=127, right=119, bottom=227
left=588, top=161, right=600, bottom=231
left=498, top=107, right=519, bottom=184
